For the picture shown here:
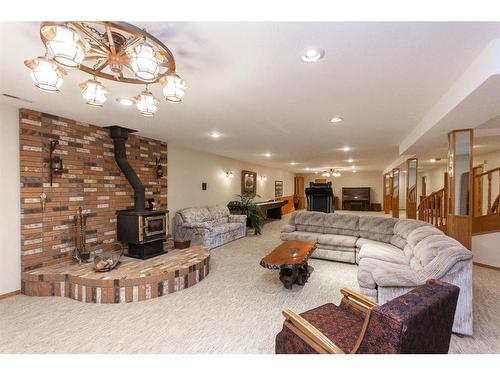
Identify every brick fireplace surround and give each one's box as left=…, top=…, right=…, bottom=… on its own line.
left=19, top=108, right=170, bottom=272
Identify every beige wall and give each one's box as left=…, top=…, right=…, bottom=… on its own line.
left=297, top=171, right=383, bottom=208
left=168, top=144, right=295, bottom=220
left=0, top=103, right=21, bottom=295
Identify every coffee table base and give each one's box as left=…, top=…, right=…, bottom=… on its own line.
left=279, top=262, right=314, bottom=289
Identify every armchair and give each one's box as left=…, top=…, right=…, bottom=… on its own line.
left=276, top=279, right=459, bottom=354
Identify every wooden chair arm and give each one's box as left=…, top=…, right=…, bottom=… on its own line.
left=340, top=288, right=379, bottom=310
left=282, top=309, right=345, bottom=354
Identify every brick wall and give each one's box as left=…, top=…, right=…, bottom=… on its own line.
left=19, top=108, right=168, bottom=271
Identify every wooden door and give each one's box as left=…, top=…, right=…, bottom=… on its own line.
left=294, top=176, right=305, bottom=209
left=473, top=165, right=483, bottom=217
left=383, top=173, right=392, bottom=213
left=392, top=168, right=400, bottom=218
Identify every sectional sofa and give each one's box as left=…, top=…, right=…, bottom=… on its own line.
left=280, top=211, right=473, bottom=335
left=173, top=205, right=247, bottom=249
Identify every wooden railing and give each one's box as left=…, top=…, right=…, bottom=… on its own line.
left=472, top=166, right=500, bottom=235
left=418, top=187, right=447, bottom=231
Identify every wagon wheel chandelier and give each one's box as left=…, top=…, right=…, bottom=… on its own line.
left=24, top=21, right=186, bottom=116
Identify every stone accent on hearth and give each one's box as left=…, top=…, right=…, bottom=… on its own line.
left=21, top=247, right=210, bottom=304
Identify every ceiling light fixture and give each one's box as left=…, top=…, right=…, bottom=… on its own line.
left=301, top=48, right=325, bottom=63
left=135, top=87, right=159, bottom=117
left=161, top=73, right=187, bottom=103
left=290, top=161, right=296, bottom=166
left=116, top=97, right=134, bottom=106
left=264, top=153, right=271, bottom=158
left=80, top=77, right=107, bottom=107
left=330, top=117, right=343, bottom=123
left=210, top=132, right=221, bottom=139
left=322, top=169, right=342, bottom=177
left=348, top=158, right=354, bottom=163
left=430, top=159, right=436, bottom=163
left=42, top=24, right=90, bottom=69
left=342, top=147, right=351, bottom=152
left=24, top=56, right=66, bottom=93
left=353, top=170, right=357, bottom=173
left=25, top=21, right=186, bottom=116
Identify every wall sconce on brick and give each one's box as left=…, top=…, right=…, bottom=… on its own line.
left=155, top=156, right=163, bottom=178
left=49, top=139, right=63, bottom=186
left=226, top=171, right=234, bottom=179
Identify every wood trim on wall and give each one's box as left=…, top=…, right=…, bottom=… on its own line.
left=0, top=290, right=20, bottom=300
left=473, top=262, right=500, bottom=271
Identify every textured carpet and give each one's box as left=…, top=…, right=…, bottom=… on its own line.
left=0, top=214, right=499, bottom=353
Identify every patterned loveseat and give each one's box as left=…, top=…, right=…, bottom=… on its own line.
left=280, top=211, right=473, bottom=335
left=173, top=205, right=247, bottom=250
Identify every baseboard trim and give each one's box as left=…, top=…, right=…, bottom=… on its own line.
left=0, top=290, right=21, bottom=300
left=473, top=262, right=500, bottom=271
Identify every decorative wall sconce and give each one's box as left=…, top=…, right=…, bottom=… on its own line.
left=155, top=156, right=164, bottom=178
left=49, top=139, right=63, bottom=186
left=226, top=171, right=234, bottom=179
left=260, top=175, right=267, bottom=181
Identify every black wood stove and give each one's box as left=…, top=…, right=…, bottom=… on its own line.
left=107, top=126, right=168, bottom=259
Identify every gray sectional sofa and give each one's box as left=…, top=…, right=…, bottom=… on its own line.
left=280, top=211, right=473, bottom=335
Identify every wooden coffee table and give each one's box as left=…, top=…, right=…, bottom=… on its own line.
left=260, top=240, right=316, bottom=289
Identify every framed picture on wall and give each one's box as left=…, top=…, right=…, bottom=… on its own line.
left=275, top=180, right=283, bottom=198
left=241, top=170, right=257, bottom=196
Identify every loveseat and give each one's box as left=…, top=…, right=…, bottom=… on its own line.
left=280, top=211, right=473, bottom=335
left=173, top=205, right=247, bottom=249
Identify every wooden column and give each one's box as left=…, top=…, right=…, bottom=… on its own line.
left=406, top=158, right=418, bottom=219
left=392, top=168, right=400, bottom=218
left=447, top=129, right=473, bottom=249
left=383, top=173, right=392, bottom=214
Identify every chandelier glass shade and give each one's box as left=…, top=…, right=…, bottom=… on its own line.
left=24, top=56, right=66, bottom=93
left=25, top=21, right=186, bottom=115
left=135, top=89, right=159, bottom=117
left=80, top=78, right=108, bottom=107
left=128, top=42, right=162, bottom=82
left=322, top=169, right=342, bottom=177
left=161, top=73, right=186, bottom=103
left=42, top=24, right=89, bottom=69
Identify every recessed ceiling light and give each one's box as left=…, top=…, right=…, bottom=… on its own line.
left=306, top=167, right=310, bottom=171
left=210, top=132, right=221, bottom=139
left=430, top=159, right=436, bottom=163
left=352, top=170, right=357, bottom=174
left=301, top=48, right=325, bottom=63
left=330, top=117, right=343, bottom=123
left=116, top=97, right=134, bottom=106
left=290, top=161, right=296, bottom=166
left=342, top=147, right=350, bottom=152
left=351, top=165, right=355, bottom=169
left=347, top=158, right=354, bottom=163
left=264, top=153, right=271, bottom=158
left=314, top=171, right=319, bottom=174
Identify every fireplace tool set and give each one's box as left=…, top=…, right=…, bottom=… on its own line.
left=74, top=206, right=90, bottom=264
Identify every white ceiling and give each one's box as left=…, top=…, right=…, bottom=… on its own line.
left=1, top=22, right=500, bottom=172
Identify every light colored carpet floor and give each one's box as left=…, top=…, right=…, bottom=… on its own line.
left=0, top=214, right=499, bottom=353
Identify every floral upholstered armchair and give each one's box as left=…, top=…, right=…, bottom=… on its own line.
left=173, top=205, right=247, bottom=249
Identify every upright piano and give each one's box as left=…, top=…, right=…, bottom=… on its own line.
left=305, top=182, right=334, bottom=213
left=342, top=187, right=370, bottom=211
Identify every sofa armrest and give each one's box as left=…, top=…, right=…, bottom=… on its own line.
left=229, top=214, right=247, bottom=224
left=281, top=224, right=296, bottom=233
left=182, top=222, right=213, bottom=232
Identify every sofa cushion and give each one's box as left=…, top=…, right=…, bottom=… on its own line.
left=318, top=234, right=358, bottom=248
left=407, top=225, right=443, bottom=248
left=179, top=207, right=211, bottom=223
left=316, top=244, right=355, bottom=252
left=412, top=234, right=464, bottom=267
left=323, top=213, right=359, bottom=236
left=208, top=205, right=230, bottom=220
left=208, top=217, right=229, bottom=226
left=390, top=219, right=431, bottom=249
left=280, top=231, right=319, bottom=243
left=212, top=222, right=243, bottom=235
left=293, top=211, right=325, bottom=234
left=358, top=243, right=407, bottom=265
left=358, top=216, right=397, bottom=243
